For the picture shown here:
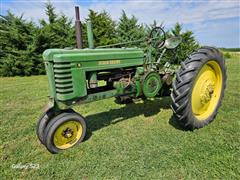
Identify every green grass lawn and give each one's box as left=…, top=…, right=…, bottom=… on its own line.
left=1, top=53, right=239, bottom=179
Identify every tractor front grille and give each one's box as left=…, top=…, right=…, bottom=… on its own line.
left=53, top=62, right=73, bottom=94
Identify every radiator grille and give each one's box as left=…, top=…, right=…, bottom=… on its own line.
left=53, top=62, right=73, bottom=94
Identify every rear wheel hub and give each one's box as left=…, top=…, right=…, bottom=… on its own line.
left=200, top=80, right=215, bottom=104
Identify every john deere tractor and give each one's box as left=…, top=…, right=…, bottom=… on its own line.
left=37, top=7, right=226, bottom=153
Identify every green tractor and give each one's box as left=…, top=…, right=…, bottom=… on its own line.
left=37, top=7, right=227, bottom=153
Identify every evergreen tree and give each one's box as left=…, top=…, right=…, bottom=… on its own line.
left=170, top=23, right=200, bottom=64
left=45, top=2, right=57, bottom=24
left=116, top=11, right=146, bottom=46
left=85, top=10, right=117, bottom=47
left=32, top=2, right=76, bottom=74
left=34, top=2, right=75, bottom=51
left=0, top=2, right=76, bottom=76
left=0, top=12, right=37, bottom=76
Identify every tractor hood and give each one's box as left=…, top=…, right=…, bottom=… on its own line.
left=43, top=48, right=144, bottom=62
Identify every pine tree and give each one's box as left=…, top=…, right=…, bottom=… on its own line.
left=0, top=2, right=77, bottom=76
left=34, top=2, right=75, bottom=51
left=31, top=2, right=76, bottom=74
left=45, top=2, right=57, bottom=24
left=0, top=12, right=37, bottom=76
left=85, top=10, right=117, bottom=47
left=170, top=23, right=200, bottom=64
left=116, top=11, right=146, bottom=47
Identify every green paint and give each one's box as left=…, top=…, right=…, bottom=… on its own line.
left=43, top=48, right=144, bottom=106
left=142, top=72, right=162, bottom=98
left=78, top=89, right=117, bottom=104
left=43, top=35, right=180, bottom=110
left=135, top=80, right=141, bottom=97
left=44, top=62, right=56, bottom=98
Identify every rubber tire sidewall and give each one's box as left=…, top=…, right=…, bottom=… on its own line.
left=36, top=108, right=55, bottom=144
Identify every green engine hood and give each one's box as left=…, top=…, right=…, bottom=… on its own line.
left=43, top=48, right=144, bottom=62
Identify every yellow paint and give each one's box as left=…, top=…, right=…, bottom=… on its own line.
left=98, top=60, right=121, bottom=65
left=191, top=61, right=223, bottom=121
left=53, top=121, right=82, bottom=149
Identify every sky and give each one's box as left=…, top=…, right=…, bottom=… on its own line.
left=1, top=0, right=240, bottom=48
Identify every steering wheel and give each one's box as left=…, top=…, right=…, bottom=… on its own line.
left=148, top=26, right=166, bottom=49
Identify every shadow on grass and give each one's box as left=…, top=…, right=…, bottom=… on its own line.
left=168, top=115, right=187, bottom=131
left=84, top=96, right=175, bottom=140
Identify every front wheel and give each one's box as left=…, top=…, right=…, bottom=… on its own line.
left=43, top=112, right=86, bottom=153
left=171, top=47, right=227, bottom=130
left=36, top=108, right=74, bottom=145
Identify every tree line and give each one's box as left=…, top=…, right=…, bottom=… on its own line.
left=0, top=2, right=199, bottom=76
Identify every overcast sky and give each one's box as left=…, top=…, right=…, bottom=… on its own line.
left=1, top=0, right=240, bottom=48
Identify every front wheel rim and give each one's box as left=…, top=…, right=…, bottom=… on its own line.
left=53, top=120, right=83, bottom=149
left=191, top=60, right=223, bottom=121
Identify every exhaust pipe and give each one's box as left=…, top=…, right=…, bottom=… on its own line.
left=75, top=6, right=83, bottom=49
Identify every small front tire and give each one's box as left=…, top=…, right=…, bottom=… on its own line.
left=43, top=112, right=86, bottom=154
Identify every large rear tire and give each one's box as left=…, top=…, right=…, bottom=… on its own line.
left=171, top=47, right=227, bottom=130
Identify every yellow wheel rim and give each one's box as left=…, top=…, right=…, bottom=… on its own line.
left=53, top=121, right=83, bottom=149
left=191, top=61, right=222, bottom=121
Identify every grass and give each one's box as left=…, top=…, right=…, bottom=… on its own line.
left=1, top=53, right=240, bottom=179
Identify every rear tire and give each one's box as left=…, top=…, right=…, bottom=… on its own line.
left=171, top=47, right=227, bottom=130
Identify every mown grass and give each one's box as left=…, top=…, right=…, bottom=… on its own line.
left=0, top=53, right=239, bottom=179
